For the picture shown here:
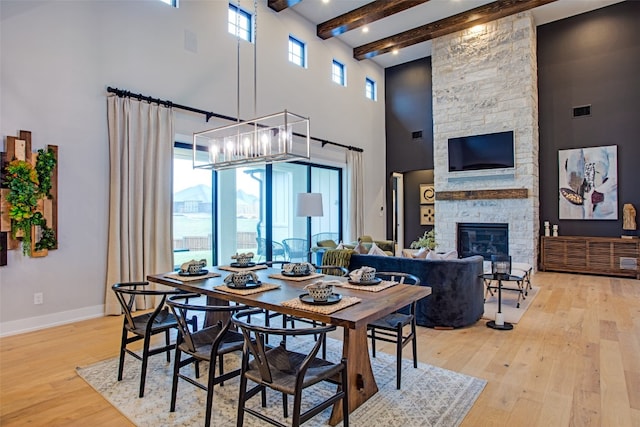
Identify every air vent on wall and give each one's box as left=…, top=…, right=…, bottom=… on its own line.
left=573, top=105, right=591, bottom=118
left=412, top=130, right=423, bottom=140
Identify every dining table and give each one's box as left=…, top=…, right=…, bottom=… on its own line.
left=147, top=265, right=431, bottom=425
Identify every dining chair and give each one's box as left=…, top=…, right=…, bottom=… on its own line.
left=366, top=272, right=421, bottom=389
left=282, top=238, right=308, bottom=262
left=111, top=282, right=182, bottom=398
left=166, top=294, right=248, bottom=427
left=256, top=237, right=286, bottom=261
left=231, top=309, right=349, bottom=427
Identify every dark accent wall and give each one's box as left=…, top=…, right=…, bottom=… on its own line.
left=384, top=1, right=640, bottom=243
left=404, top=169, right=434, bottom=245
left=385, top=57, right=434, bottom=242
left=538, top=1, right=640, bottom=237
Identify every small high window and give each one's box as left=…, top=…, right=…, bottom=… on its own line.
left=332, top=60, right=346, bottom=86
left=365, top=77, right=377, bottom=101
left=288, top=35, right=306, bottom=68
left=228, top=3, right=253, bottom=42
left=160, top=0, right=178, bottom=6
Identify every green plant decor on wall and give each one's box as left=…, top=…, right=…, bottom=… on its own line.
left=3, top=150, right=57, bottom=256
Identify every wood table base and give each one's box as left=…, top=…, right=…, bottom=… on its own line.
left=329, top=326, right=378, bottom=426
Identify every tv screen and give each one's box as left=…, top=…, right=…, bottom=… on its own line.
left=448, top=131, right=514, bottom=172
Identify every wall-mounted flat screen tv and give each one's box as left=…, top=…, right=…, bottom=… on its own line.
left=448, top=131, right=514, bottom=172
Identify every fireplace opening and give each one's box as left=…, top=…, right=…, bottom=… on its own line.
left=457, top=223, right=508, bottom=260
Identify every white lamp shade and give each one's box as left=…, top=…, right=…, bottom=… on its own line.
left=296, top=193, right=323, bottom=217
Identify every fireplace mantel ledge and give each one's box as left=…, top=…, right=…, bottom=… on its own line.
left=436, top=189, right=528, bottom=200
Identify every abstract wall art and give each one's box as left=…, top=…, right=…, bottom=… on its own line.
left=558, top=145, right=618, bottom=220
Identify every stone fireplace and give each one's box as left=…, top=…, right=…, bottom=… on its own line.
left=432, top=12, right=539, bottom=269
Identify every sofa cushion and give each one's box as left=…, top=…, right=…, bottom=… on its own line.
left=317, top=239, right=338, bottom=248
left=368, top=242, right=388, bottom=256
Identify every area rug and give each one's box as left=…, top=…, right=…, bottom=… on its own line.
left=483, top=285, right=540, bottom=324
left=76, top=337, right=486, bottom=427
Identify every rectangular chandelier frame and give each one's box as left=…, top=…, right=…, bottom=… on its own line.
left=193, top=110, right=310, bottom=170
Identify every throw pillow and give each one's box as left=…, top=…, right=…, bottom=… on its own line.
left=354, top=242, right=368, bottom=254
left=401, top=248, right=416, bottom=258
left=336, top=242, right=345, bottom=250
left=317, top=239, right=338, bottom=248
left=443, top=250, right=458, bottom=259
left=426, top=250, right=442, bottom=260
left=368, top=242, right=388, bottom=256
left=412, top=247, right=429, bottom=259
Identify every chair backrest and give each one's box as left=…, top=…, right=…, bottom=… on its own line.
left=282, top=238, right=308, bottom=259
left=111, top=282, right=181, bottom=331
left=231, top=309, right=336, bottom=383
left=167, top=294, right=247, bottom=354
left=313, top=264, right=349, bottom=277
left=374, top=271, right=421, bottom=286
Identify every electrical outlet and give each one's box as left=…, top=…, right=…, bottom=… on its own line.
left=34, top=292, right=43, bottom=305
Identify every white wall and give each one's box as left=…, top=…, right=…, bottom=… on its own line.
left=0, top=0, right=386, bottom=334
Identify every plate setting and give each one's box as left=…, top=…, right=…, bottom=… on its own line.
left=299, top=293, right=342, bottom=305
left=348, top=277, right=382, bottom=286
left=230, top=262, right=256, bottom=268
left=281, top=270, right=311, bottom=277
left=178, top=269, right=209, bottom=277
left=227, top=281, right=262, bottom=289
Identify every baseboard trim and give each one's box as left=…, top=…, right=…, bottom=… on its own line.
left=0, top=304, right=105, bottom=337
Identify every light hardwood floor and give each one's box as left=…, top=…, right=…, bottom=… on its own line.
left=1, top=271, right=639, bottom=426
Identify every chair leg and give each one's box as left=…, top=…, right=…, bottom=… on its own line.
left=282, top=392, right=289, bottom=418
left=292, top=387, right=303, bottom=427
left=170, top=347, right=182, bottom=412
left=165, top=329, right=172, bottom=362
left=411, top=321, right=418, bottom=369
left=117, top=326, right=128, bottom=381
left=139, top=334, right=152, bottom=398
left=370, top=328, right=377, bottom=358
left=341, top=359, right=349, bottom=427
left=237, top=373, right=248, bottom=427
left=396, top=324, right=403, bottom=390
left=218, top=354, right=225, bottom=386
left=204, top=357, right=217, bottom=427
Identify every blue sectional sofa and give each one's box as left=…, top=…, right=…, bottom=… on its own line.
left=348, top=254, right=484, bottom=328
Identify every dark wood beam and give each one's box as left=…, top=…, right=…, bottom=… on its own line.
left=267, top=0, right=302, bottom=13
left=354, top=0, right=557, bottom=60
left=317, top=0, right=430, bottom=40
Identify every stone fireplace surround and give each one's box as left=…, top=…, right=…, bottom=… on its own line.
left=432, top=12, right=540, bottom=269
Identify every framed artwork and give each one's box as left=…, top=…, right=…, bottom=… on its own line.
left=558, top=145, right=618, bottom=220
left=420, top=205, right=435, bottom=225
left=419, top=184, right=435, bottom=204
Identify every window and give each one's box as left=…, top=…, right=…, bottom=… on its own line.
left=365, top=77, right=377, bottom=101
left=228, top=3, right=253, bottom=42
left=332, top=60, right=345, bottom=86
left=159, top=0, right=178, bottom=6
left=288, top=35, right=306, bottom=68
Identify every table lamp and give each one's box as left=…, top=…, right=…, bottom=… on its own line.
left=296, top=193, right=324, bottom=262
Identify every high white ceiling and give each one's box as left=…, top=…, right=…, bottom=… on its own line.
left=288, top=0, right=626, bottom=68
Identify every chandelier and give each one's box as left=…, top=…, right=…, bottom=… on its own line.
left=193, top=1, right=310, bottom=170
left=193, top=110, right=310, bottom=170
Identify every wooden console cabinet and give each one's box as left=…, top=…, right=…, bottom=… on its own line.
left=540, top=236, right=639, bottom=279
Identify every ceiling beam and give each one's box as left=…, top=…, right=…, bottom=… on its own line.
left=317, top=0, right=430, bottom=40
left=267, top=0, right=303, bottom=13
left=353, top=0, right=557, bottom=60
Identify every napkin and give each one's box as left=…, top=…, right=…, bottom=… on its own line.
left=282, top=262, right=316, bottom=273
left=349, top=266, right=376, bottom=282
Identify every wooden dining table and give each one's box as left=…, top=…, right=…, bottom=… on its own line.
left=147, top=266, right=431, bottom=425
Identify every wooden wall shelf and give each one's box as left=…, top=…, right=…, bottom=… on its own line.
left=540, top=236, right=639, bottom=279
left=436, top=188, right=528, bottom=200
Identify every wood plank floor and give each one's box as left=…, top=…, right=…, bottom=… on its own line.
left=1, top=271, right=639, bottom=426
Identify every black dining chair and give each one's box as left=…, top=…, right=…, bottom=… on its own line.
left=166, top=294, right=248, bottom=427
left=111, top=282, right=182, bottom=398
left=366, top=272, right=421, bottom=389
left=231, top=309, right=349, bottom=427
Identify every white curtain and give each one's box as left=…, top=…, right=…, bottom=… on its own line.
left=104, top=95, right=174, bottom=315
left=346, top=150, right=364, bottom=242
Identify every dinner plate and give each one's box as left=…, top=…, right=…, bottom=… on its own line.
left=230, top=262, right=256, bottom=268
left=178, top=270, right=209, bottom=277
left=227, top=281, right=262, bottom=289
left=299, top=293, right=342, bottom=305
left=348, top=277, right=382, bottom=286
left=281, top=270, right=311, bottom=277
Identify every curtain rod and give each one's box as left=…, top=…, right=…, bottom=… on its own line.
left=106, top=86, right=363, bottom=153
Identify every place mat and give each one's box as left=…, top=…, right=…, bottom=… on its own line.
left=215, top=282, right=280, bottom=295
left=280, top=295, right=361, bottom=314
left=268, top=272, right=325, bottom=282
left=217, top=264, right=268, bottom=273
left=335, top=280, right=398, bottom=292
left=163, top=271, right=221, bottom=282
